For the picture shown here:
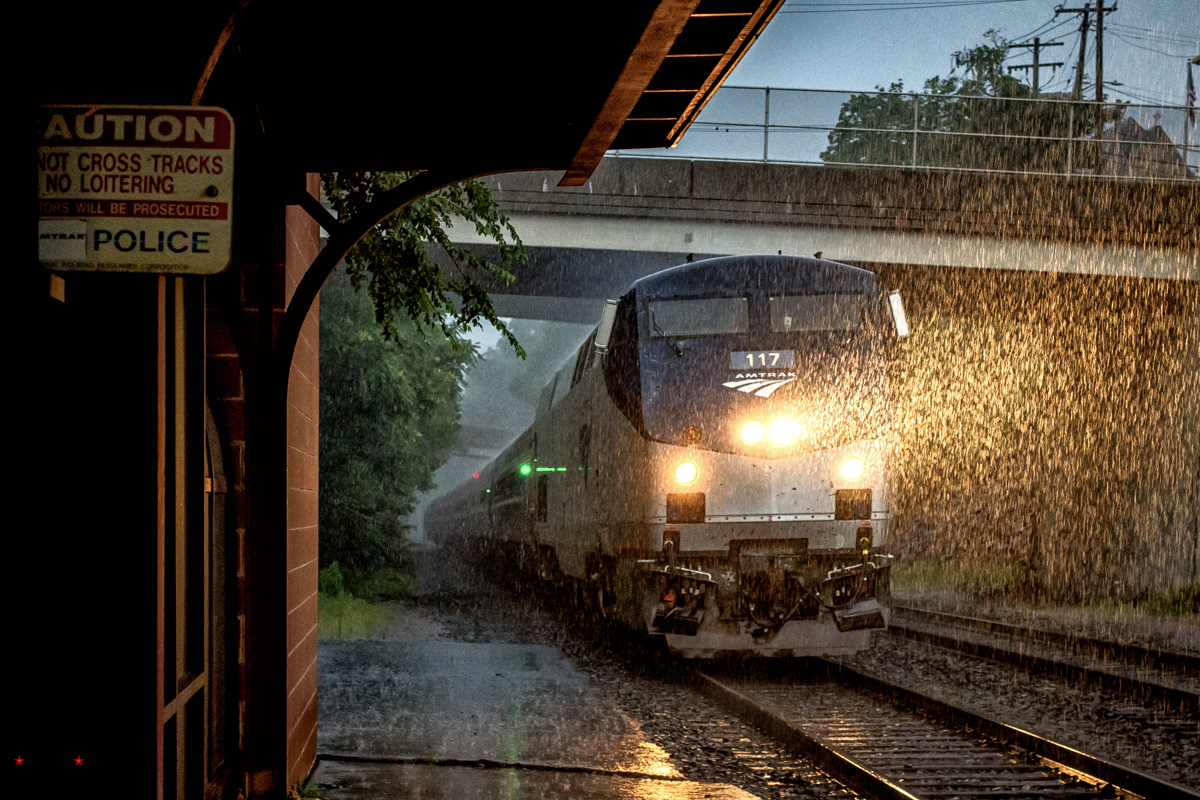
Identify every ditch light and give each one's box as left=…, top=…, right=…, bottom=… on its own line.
left=888, top=290, right=910, bottom=338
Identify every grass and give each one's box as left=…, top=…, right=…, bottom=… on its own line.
left=893, top=559, right=1200, bottom=617
left=1091, top=582, right=1200, bottom=616
left=317, top=592, right=395, bottom=639
left=892, top=559, right=1024, bottom=597
left=289, top=780, right=332, bottom=799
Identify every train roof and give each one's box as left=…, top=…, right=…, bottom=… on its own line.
left=631, top=255, right=877, bottom=299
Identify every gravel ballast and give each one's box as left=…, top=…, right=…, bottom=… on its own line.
left=842, top=629, right=1200, bottom=789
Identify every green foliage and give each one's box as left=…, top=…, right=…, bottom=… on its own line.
left=892, top=559, right=1024, bottom=597
left=318, top=172, right=527, bottom=595
left=318, top=561, right=347, bottom=597
left=820, top=30, right=1123, bottom=173
left=343, top=566, right=413, bottom=602
left=289, top=780, right=332, bottom=799
left=1095, top=583, right=1200, bottom=616
left=321, top=172, right=528, bottom=357
left=317, top=592, right=394, bottom=639
left=319, top=278, right=474, bottom=577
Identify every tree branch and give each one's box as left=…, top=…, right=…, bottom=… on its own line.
left=274, top=167, right=496, bottom=389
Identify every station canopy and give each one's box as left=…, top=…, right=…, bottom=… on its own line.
left=35, top=0, right=782, bottom=184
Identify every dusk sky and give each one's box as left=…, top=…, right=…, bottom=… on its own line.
left=727, top=0, right=1198, bottom=106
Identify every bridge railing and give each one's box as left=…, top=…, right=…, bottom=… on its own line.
left=613, top=86, right=1197, bottom=182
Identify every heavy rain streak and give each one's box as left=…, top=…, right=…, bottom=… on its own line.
left=24, top=1, right=1200, bottom=797
left=312, top=4, right=1200, bottom=797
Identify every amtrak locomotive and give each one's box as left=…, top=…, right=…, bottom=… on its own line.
left=426, top=255, right=910, bottom=657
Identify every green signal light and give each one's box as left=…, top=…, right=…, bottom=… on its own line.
left=519, top=464, right=532, bottom=476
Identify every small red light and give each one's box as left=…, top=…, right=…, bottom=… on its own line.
left=473, top=473, right=479, bottom=479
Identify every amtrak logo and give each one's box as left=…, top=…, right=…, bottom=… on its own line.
left=723, top=372, right=796, bottom=398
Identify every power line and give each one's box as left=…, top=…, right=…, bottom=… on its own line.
left=1109, top=31, right=1200, bottom=51
left=1110, top=32, right=1197, bottom=59
left=1012, top=17, right=1077, bottom=42
left=1107, top=22, right=1200, bottom=48
left=1106, top=85, right=1179, bottom=105
left=1108, top=25, right=1200, bottom=49
left=1045, top=35, right=1081, bottom=91
left=1011, top=16, right=1061, bottom=42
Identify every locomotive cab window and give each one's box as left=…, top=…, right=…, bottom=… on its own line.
left=769, top=293, right=864, bottom=332
left=648, top=297, right=749, bottom=338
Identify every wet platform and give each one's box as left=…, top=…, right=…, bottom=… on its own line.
left=313, top=611, right=757, bottom=799
left=313, top=761, right=757, bottom=799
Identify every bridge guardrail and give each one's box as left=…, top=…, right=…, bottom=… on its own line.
left=612, top=85, right=1198, bottom=182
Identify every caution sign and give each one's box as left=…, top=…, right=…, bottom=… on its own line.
left=37, top=105, right=234, bottom=274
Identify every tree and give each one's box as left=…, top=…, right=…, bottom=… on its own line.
left=317, top=172, right=528, bottom=589
left=318, top=278, right=475, bottom=576
left=321, top=172, right=528, bottom=355
left=820, top=31, right=1117, bottom=174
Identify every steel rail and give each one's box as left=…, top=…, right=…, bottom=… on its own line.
left=698, top=672, right=921, bottom=800
left=888, top=606, right=1200, bottom=710
left=892, top=605, right=1200, bottom=674
left=699, top=664, right=1200, bottom=800
left=826, top=660, right=1200, bottom=800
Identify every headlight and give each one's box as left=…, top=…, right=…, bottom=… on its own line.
left=767, top=417, right=801, bottom=445
left=674, top=460, right=699, bottom=485
left=741, top=421, right=765, bottom=444
left=839, top=456, right=865, bottom=482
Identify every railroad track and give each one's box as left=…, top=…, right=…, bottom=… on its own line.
left=888, top=605, right=1200, bottom=710
left=699, top=661, right=1200, bottom=800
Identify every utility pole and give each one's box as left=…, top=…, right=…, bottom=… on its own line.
left=1055, top=2, right=1116, bottom=169
left=1056, top=3, right=1116, bottom=96
left=1094, top=0, right=1108, bottom=167
left=1008, top=37, right=1064, bottom=96
left=1072, top=9, right=1089, bottom=100
left=1094, top=0, right=1105, bottom=103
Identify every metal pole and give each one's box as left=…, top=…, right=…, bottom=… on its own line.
left=1095, top=0, right=1104, bottom=170
left=1033, top=37, right=1041, bottom=96
left=1183, top=65, right=1191, bottom=176
left=1067, top=103, right=1074, bottom=175
left=1073, top=10, right=1089, bottom=101
left=763, top=87, right=770, bottom=162
left=912, top=94, right=919, bottom=168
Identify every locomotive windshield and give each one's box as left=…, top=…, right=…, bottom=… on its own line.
left=604, top=255, right=892, bottom=457
left=768, top=293, right=864, bottom=332
left=648, top=297, right=750, bottom=338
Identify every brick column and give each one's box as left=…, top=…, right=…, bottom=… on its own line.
left=283, top=174, right=322, bottom=788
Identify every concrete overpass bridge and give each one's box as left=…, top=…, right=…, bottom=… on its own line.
left=445, top=155, right=1197, bottom=322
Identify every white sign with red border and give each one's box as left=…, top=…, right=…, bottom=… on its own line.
left=37, top=105, right=234, bottom=274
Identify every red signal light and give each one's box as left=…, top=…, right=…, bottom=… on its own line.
left=473, top=473, right=479, bottom=479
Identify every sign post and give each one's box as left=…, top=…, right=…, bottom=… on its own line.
left=37, top=105, right=234, bottom=274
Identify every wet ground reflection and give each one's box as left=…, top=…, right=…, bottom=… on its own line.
left=313, top=601, right=769, bottom=798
